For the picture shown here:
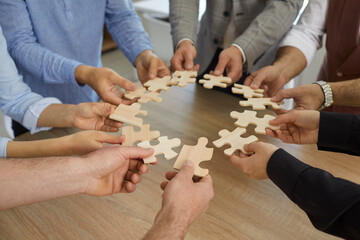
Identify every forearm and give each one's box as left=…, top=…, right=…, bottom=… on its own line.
left=329, top=79, right=360, bottom=107
left=37, top=104, right=75, bottom=128
left=0, top=156, right=85, bottom=210
left=267, top=149, right=360, bottom=238
left=272, top=46, right=307, bottom=81
left=6, top=136, right=76, bottom=158
left=143, top=208, right=190, bottom=240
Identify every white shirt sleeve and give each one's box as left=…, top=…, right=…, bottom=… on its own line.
left=0, top=137, right=12, bottom=158
left=279, top=0, right=328, bottom=66
left=23, top=98, right=62, bottom=134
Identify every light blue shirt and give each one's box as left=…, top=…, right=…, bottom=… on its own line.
left=0, top=0, right=153, bottom=104
left=0, top=26, right=61, bottom=158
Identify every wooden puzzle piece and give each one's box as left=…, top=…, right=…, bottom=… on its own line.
left=170, top=70, right=198, bottom=87
left=144, top=76, right=172, bottom=92
left=137, top=136, right=181, bottom=164
left=213, top=127, right=258, bottom=156
left=109, top=103, right=147, bottom=127
left=232, top=84, right=264, bottom=98
left=121, top=124, right=160, bottom=146
left=199, top=74, right=232, bottom=89
left=239, top=98, right=283, bottom=110
left=173, top=137, right=213, bottom=177
left=230, top=110, right=280, bottom=135
left=124, top=87, right=162, bottom=104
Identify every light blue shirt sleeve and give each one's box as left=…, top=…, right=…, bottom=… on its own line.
left=0, top=26, right=61, bottom=133
left=0, top=137, right=12, bottom=158
left=105, top=0, right=153, bottom=64
left=0, top=0, right=82, bottom=85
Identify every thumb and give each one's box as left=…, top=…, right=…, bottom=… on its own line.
left=183, top=51, right=194, bottom=70
left=250, top=70, right=268, bottom=89
left=120, top=146, right=154, bottom=160
left=111, top=73, right=137, bottom=91
left=271, top=88, right=295, bottom=102
left=243, top=142, right=260, bottom=153
left=92, top=103, right=116, bottom=117
left=214, top=54, right=229, bottom=76
left=178, top=160, right=195, bottom=179
left=148, top=58, right=159, bottom=79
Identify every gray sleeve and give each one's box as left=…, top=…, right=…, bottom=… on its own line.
left=169, top=0, right=200, bottom=49
left=234, top=0, right=304, bottom=70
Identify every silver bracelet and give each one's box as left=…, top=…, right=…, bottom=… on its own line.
left=314, top=81, right=333, bottom=110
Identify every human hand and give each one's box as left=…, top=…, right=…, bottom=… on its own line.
left=157, top=161, right=214, bottom=227
left=266, top=110, right=320, bottom=144
left=81, top=146, right=155, bottom=196
left=134, top=50, right=171, bottom=84
left=69, top=102, right=122, bottom=132
left=230, top=142, right=278, bottom=179
left=60, top=130, right=123, bottom=156
left=243, top=65, right=290, bottom=97
left=75, top=65, right=136, bottom=105
left=170, top=40, right=199, bottom=72
left=271, top=84, right=324, bottom=110
left=212, top=45, right=243, bottom=84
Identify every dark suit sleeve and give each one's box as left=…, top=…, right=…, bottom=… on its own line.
left=267, top=149, right=360, bottom=239
left=318, top=111, right=360, bottom=156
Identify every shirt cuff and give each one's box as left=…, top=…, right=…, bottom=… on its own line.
left=231, top=43, right=247, bottom=64
left=0, top=137, right=12, bottom=158
left=23, top=97, right=62, bottom=134
left=176, top=38, right=195, bottom=50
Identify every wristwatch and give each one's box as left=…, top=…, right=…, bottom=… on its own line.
left=314, top=81, right=333, bottom=110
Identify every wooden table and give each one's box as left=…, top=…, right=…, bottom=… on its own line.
left=1, top=84, right=358, bottom=240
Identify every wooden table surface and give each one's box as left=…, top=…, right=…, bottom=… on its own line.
left=1, top=84, right=358, bottom=240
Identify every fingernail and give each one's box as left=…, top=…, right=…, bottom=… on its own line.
left=149, top=73, right=155, bottom=78
left=186, top=64, right=192, bottom=69
left=214, top=70, right=219, bottom=75
left=184, top=160, right=193, bottom=166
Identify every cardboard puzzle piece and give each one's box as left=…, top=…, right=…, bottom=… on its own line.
left=230, top=110, right=280, bottom=135
left=232, top=84, right=264, bottom=98
left=239, top=98, right=283, bottom=110
left=109, top=103, right=147, bottom=127
left=173, top=137, right=213, bottom=177
left=213, top=127, right=258, bottom=156
left=144, top=76, right=172, bottom=92
left=121, top=124, right=160, bottom=146
left=137, top=136, right=181, bottom=164
left=199, top=74, right=232, bottom=89
left=124, top=87, right=162, bottom=104
left=170, top=70, right=198, bottom=87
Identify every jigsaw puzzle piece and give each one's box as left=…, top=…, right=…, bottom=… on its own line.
left=122, top=124, right=160, bottom=146
left=170, top=70, right=198, bottom=87
left=199, top=74, right=232, bottom=89
left=232, top=84, right=264, bottom=98
left=144, top=76, right=172, bottom=92
left=124, top=87, right=162, bottom=103
left=239, top=98, right=283, bottom=110
left=109, top=103, right=147, bottom=127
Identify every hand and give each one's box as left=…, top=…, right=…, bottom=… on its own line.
left=71, top=102, right=122, bottom=132
left=170, top=40, right=199, bottom=72
left=134, top=50, right=171, bottom=84
left=266, top=110, right=320, bottom=144
left=81, top=146, right=155, bottom=196
left=212, top=45, right=243, bottom=84
left=158, top=161, right=214, bottom=227
left=75, top=65, right=136, bottom=105
left=272, top=84, right=324, bottom=110
left=230, top=142, right=278, bottom=179
left=244, top=65, right=290, bottom=97
left=61, top=130, right=124, bottom=156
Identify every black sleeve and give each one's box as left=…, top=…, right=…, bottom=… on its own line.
left=267, top=149, right=360, bottom=239
left=318, top=111, right=360, bottom=156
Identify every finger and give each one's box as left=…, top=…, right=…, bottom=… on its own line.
left=130, top=172, right=142, bottom=184
left=184, top=51, right=194, bottom=70
left=265, top=129, right=278, bottom=138
left=272, top=108, right=288, bottom=116
left=160, top=181, right=168, bottom=190
left=91, top=103, right=116, bottom=117
left=120, top=146, right=154, bottom=160
left=214, top=55, right=229, bottom=76
left=243, top=142, right=261, bottom=153
left=120, top=182, right=137, bottom=193
left=199, top=174, right=212, bottom=185
left=270, top=111, right=297, bottom=126
left=229, top=154, right=247, bottom=170
left=98, top=132, right=124, bottom=144
left=165, top=171, right=178, bottom=181
left=111, top=73, right=137, bottom=91
left=250, top=71, right=268, bottom=89
left=243, top=74, right=255, bottom=86
left=129, top=160, right=149, bottom=174
left=170, top=55, right=185, bottom=72
left=104, top=118, right=123, bottom=129
left=194, top=64, right=200, bottom=72
left=177, top=160, right=194, bottom=179
left=148, top=58, right=159, bottom=79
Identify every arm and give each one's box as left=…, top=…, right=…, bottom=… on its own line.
left=230, top=142, right=360, bottom=239
left=234, top=0, right=304, bottom=71
left=0, top=146, right=153, bottom=210
left=6, top=131, right=124, bottom=158
left=143, top=161, right=214, bottom=240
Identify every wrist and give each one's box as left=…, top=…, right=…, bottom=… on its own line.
left=314, top=81, right=333, bottom=110
left=75, top=65, right=95, bottom=85
left=272, top=62, right=291, bottom=83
